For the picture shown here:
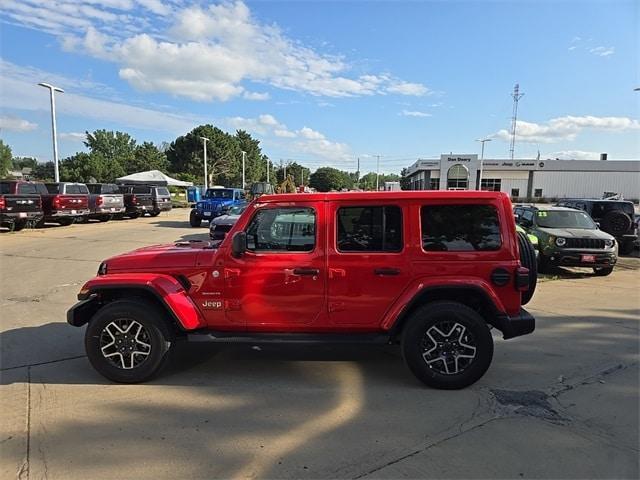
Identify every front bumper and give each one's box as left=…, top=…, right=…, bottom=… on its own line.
left=494, top=308, right=535, bottom=340
left=544, top=249, right=617, bottom=268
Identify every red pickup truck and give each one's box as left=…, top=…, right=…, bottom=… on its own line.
left=39, top=182, right=90, bottom=226
left=68, top=191, right=537, bottom=389
left=0, top=180, right=44, bottom=231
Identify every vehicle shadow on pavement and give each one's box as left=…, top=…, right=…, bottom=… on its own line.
left=150, top=220, right=196, bottom=229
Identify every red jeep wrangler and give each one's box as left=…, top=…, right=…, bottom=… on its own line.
left=68, top=191, right=537, bottom=389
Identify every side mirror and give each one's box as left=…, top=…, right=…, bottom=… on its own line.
left=595, top=222, right=600, bottom=229
left=231, top=231, right=247, bottom=258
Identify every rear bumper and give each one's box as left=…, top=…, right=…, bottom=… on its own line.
left=494, top=307, right=535, bottom=340
left=1, top=211, right=43, bottom=222
left=154, top=202, right=172, bottom=212
left=47, top=209, right=89, bottom=217
left=93, top=207, right=125, bottom=215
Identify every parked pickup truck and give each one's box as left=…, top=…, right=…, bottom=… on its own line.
left=85, top=183, right=125, bottom=222
left=118, top=185, right=154, bottom=219
left=40, top=182, right=90, bottom=226
left=68, top=191, right=537, bottom=389
left=0, top=180, right=44, bottom=231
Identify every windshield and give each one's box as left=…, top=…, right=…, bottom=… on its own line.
left=205, top=189, right=233, bottom=199
left=537, top=210, right=596, bottom=229
left=228, top=205, right=247, bottom=215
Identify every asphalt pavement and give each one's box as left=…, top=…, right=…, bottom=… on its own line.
left=1, top=209, right=638, bottom=479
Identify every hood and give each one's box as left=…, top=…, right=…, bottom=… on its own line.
left=105, top=240, right=214, bottom=272
left=210, top=214, right=241, bottom=225
left=538, top=227, right=614, bottom=240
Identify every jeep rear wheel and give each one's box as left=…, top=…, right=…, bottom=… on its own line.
left=517, top=231, right=537, bottom=305
left=402, top=301, right=493, bottom=389
left=85, top=300, right=173, bottom=383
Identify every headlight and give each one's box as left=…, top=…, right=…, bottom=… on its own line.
left=555, top=237, right=566, bottom=247
left=98, top=262, right=108, bottom=275
left=604, top=239, right=614, bottom=248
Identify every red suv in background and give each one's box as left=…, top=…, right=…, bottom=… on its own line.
left=68, top=191, right=537, bottom=389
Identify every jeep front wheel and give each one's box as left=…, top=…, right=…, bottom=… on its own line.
left=189, top=210, right=201, bottom=227
left=85, top=300, right=173, bottom=383
left=402, top=301, right=493, bottom=390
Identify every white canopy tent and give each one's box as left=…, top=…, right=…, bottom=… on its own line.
left=115, top=170, right=193, bottom=186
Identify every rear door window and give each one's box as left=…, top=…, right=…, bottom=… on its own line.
left=133, top=186, right=152, bottom=194
left=421, top=205, right=501, bottom=251
left=337, top=206, right=403, bottom=252
left=0, top=183, right=10, bottom=194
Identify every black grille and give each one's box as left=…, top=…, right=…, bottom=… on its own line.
left=214, top=224, right=232, bottom=233
left=565, top=238, right=605, bottom=249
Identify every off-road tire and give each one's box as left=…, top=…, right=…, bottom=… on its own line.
left=517, top=231, right=537, bottom=305
left=601, top=211, right=632, bottom=236
left=402, top=301, right=494, bottom=390
left=189, top=210, right=201, bottom=227
left=593, top=266, right=614, bottom=276
left=618, top=238, right=635, bottom=256
left=13, top=220, right=28, bottom=231
left=85, top=299, right=174, bottom=383
left=35, top=217, right=46, bottom=228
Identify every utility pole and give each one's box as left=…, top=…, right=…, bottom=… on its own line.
left=199, top=136, right=209, bottom=190
left=38, top=83, right=64, bottom=182
left=376, top=155, right=381, bottom=191
left=241, top=150, right=246, bottom=189
left=509, top=83, right=524, bottom=160
left=475, top=138, right=492, bottom=189
left=266, top=158, right=270, bottom=183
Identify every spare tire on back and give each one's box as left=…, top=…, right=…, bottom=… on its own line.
left=517, top=231, right=537, bottom=305
left=601, top=211, right=632, bottom=236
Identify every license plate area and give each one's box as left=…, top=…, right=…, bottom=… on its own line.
left=204, top=212, right=212, bottom=217
left=581, top=254, right=596, bottom=263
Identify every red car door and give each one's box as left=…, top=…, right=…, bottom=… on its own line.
left=326, top=200, right=411, bottom=329
left=223, top=202, right=327, bottom=330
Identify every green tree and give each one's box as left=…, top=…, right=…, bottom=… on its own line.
left=33, top=161, right=55, bottom=181
left=309, top=167, right=353, bottom=192
left=59, top=152, right=123, bottom=183
left=130, top=142, right=169, bottom=174
left=358, top=172, right=401, bottom=190
left=273, top=162, right=311, bottom=186
left=399, top=167, right=411, bottom=190
left=84, top=129, right=136, bottom=176
left=167, top=125, right=242, bottom=187
left=0, top=140, right=12, bottom=177
left=12, top=157, right=38, bottom=171
left=235, top=130, right=268, bottom=185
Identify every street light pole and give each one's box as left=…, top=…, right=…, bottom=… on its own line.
left=241, top=151, right=246, bottom=189
left=266, top=158, right=269, bottom=183
left=199, top=137, right=209, bottom=190
left=38, top=83, right=64, bottom=182
left=475, top=138, right=492, bottom=190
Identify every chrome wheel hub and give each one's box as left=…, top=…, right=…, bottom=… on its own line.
left=100, top=319, right=151, bottom=369
left=421, top=321, right=477, bottom=375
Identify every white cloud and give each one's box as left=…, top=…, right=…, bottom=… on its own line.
left=544, top=150, right=601, bottom=160
left=493, top=115, right=640, bottom=143
left=400, top=110, right=432, bottom=118
left=0, top=60, right=202, bottom=134
left=0, top=116, right=38, bottom=132
left=274, top=129, right=296, bottom=138
left=1, top=1, right=430, bottom=102
left=59, top=132, right=87, bottom=142
left=589, top=46, right=615, bottom=57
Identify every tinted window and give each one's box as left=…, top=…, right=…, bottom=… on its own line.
left=101, top=184, right=119, bottom=194
left=421, top=205, right=501, bottom=251
left=17, top=183, right=37, bottom=194
left=66, top=184, right=85, bottom=194
left=45, top=183, right=60, bottom=194
left=536, top=210, right=596, bottom=229
left=132, top=185, right=152, bottom=194
left=0, top=183, right=10, bottom=194
left=205, top=188, right=233, bottom=199
left=246, top=207, right=315, bottom=252
left=337, top=206, right=402, bottom=252
left=522, top=210, right=535, bottom=224
left=155, top=187, right=170, bottom=196
left=87, top=184, right=99, bottom=194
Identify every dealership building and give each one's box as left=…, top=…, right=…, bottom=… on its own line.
left=405, top=154, right=640, bottom=201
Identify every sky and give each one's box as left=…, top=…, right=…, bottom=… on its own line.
left=0, top=0, right=638, bottom=174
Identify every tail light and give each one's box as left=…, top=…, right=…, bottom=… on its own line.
left=53, top=195, right=61, bottom=209
left=96, top=196, right=104, bottom=207
left=0, top=197, right=5, bottom=210
left=132, top=194, right=137, bottom=204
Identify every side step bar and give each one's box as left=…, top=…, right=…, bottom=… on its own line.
left=187, top=331, right=392, bottom=345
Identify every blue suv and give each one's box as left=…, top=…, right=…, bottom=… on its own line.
left=189, top=187, right=246, bottom=227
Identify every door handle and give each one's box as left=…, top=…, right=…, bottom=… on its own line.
left=292, top=268, right=320, bottom=276
left=374, top=267, right=401, bottom=276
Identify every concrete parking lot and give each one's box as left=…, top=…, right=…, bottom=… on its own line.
left=1, top=209, right=638, bottom=479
